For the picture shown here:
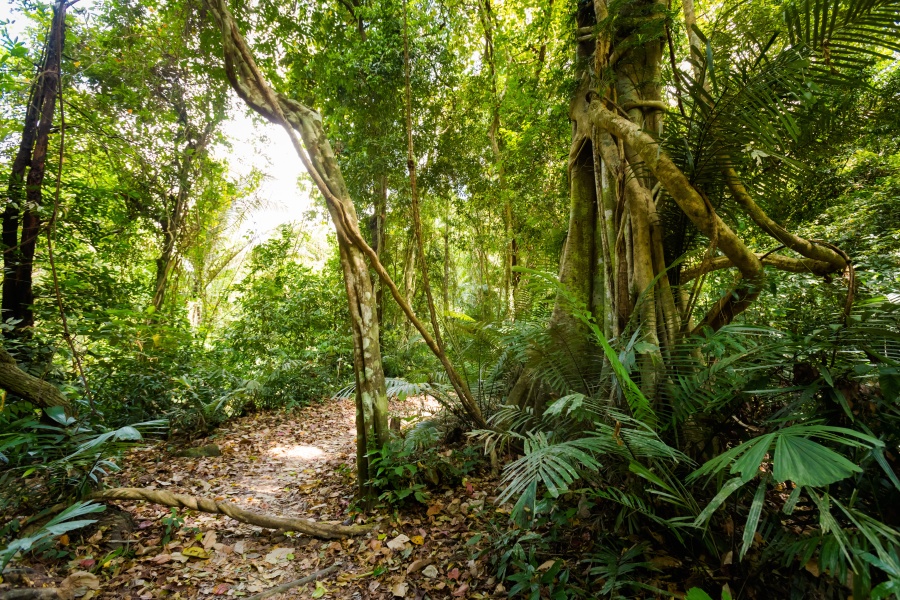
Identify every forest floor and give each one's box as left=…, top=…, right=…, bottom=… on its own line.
left=7, top=399, right=505, bottom=599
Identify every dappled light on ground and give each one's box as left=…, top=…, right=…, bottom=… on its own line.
left=268, top=444, right=326, bottom=461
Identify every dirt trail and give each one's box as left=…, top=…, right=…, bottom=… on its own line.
left=80, top=399, right=500, bottom=599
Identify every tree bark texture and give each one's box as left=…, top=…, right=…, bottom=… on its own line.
left=512, top=0, right=849, bottom=411
left=0, top=344, right=69, bottom=409
left=2, top=0, right=66, bottom=336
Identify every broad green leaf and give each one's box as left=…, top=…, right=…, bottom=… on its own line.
left=773, top=435, right=861, bottom=487
left=686, top=588, right=714, bottom=600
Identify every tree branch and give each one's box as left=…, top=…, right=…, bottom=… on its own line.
left=589, top=99, right=765, bottom=330
left=680, top=252, right=835, bottom=282
left=0, top=345, right=70, bottom=410
left=723, top=168, right=848, bottom=271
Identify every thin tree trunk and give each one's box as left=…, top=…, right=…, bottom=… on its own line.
left=371, top=175, right=387, bottom=329
left=204, top=3, right=486, bottom=497
left=478, top=0, right=517, bottom=315
left=151, top=114, right=214, bottom=313
left=204, top=0, right=389, bottom=497
left=442, top=226, right=450, bottom=313
left=401, top=229, right=417, bottom=327
left=2, top=0, right=66, bottom=336
left=402, top=0, right=445, bottom=352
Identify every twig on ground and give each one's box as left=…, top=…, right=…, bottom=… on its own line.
left=243, top=562, right=343, bottom=600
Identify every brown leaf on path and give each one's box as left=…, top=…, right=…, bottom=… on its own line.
left=805, top=558, right=820, bottom=577
left=392, top=581, right=409, bottom=597
left=387, top=534, right=410, bottom=550
left=422, top=564, right=439, bottom=578
left=452, top=582, right=469, bottom=596
left=408, top=558, right=433, bottom=574
left=202, top=530, right=217, bottom=549
left=649, top=555, right=681, bottom=569
left=181, top=546, right=211, bottom=559
left=57, top=571, right=100, bottom=600
left=448, top=567, right=460, bottom=580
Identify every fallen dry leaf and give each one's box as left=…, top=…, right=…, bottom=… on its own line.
left=452, top=582, right=470, bottom=596
left=537, top=560, right=556, bottom=572
left=408, top=558, right=433, bottom=574
left=387, top=534, right=410, bottom=550
left=392, top=581, right=409, bottom=597
left=264, top=547, right=294, bottom=564
left=212, top=583, right=230, bottom=595
left=202, top=530, right=217, bottom=549
left=57, top=571, right=99, bottom=600
left=181, top=546, right=210, bottom=559
left=422, top=564, right=439, bottom=579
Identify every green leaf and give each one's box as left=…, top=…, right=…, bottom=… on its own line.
left=45, top=406, right=72, bottom=426
left=686, top=588, right=714, bottom=600
left=694, top=477, right=744, bottom=528
left=773, top=435, right=861, bottom=487
left=730, top=433, right=776, bottom=483
left=740, top=478, right=767, bottom=559
left=782, top=485, right=802, bottom=515
left=311, top=582, right=327, bottom=598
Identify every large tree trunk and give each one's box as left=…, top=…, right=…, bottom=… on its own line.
left=2, top=0, right=66, bottom=337
left=511, top=0, right=848, bottom=414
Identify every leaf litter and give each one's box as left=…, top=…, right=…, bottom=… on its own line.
left=5, top=398, right=502, bottom=599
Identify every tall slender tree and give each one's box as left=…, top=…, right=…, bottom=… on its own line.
left=2, top=0, right=67, bottom=338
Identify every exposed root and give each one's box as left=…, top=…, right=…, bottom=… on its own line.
left=90, top=488, right=373, bottom=539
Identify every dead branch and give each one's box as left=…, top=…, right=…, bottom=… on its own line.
left=0, top=345, right=70, bottom=410
left=244, top=562, right=342, bottom=600
left=91, top=488, right=372, bottom=539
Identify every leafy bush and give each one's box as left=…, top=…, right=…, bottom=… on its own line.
left=0, top=404, right=164, bottom=510
left=367, top=419, right=480, bottom=507
left=480, top=288, right=900, bottom=597
left=0, top=501, right=105, bottom=570
left=215, top=226, right=352, bottom=410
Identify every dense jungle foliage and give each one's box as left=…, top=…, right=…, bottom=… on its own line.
left=1, top=0, right=899, bottom=597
